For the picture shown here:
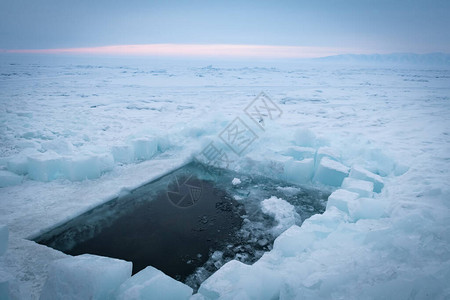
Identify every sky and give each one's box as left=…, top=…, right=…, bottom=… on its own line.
left=0, top=0, right=449, bottom=58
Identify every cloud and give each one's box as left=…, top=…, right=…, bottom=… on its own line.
left=1, top=44, right=368, bottom=58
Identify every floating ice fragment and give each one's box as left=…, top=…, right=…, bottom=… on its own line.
left=6, top=148, right=39, bottom=175
left=132, top=138, right=158, bottom=161
left=116, top=266, right=192, bottom=300
left=349, top=166, right=384, bottom=193
left=7, top=156, right=28, bottom=175
left=111, top=145, right=135, bottom=164
left=40, top=254, right=132, bottom=300
left=272, top=225, right=312, bottom=256
left=273, top=208, right=348, bottom=257
left=280, top=146, right=315, bottom=160
left=64, top=153, right=114, bottom=181
left=326, top=189, right=359, bottom=213
left=348, top=197, right=387, bottom=221
left=294, top=128, right=316, bottom=147
left=27, top=151, right=64, bottom=182
left=261, top=196, right=300, bottom=235
left=258, top=238, right=269, bottom=247
left=313, top=157, right=349, bottom=187
left=341, top=177, right=374, bottom=198
left=284, top=158, right=315, bottom=184
left=246, top=152, right=292, bottom=178
left=0, top=170, right=22, bottom=188
left=198, top=260, right=281, bottom=300
left=315, top=147, right=340, bottom=166
left=232, top=178, right=241, bottom=185
left=26, top=151, right=114, bottom=182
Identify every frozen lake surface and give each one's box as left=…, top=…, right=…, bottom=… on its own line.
left=0, top=55, right=449, bottom=299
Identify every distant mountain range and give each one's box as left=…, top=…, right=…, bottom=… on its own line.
left=315, top=52, right=450, bottom=66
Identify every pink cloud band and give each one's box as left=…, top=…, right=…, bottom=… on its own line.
left=1, top=44, right=361, bottom=58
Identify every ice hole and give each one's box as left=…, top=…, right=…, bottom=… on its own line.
left=33, top=161, right=329, bottom=291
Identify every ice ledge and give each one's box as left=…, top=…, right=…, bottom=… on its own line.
left=1, top=154, right=191, bottom=239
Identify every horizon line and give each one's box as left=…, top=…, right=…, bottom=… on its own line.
left=0, top=44, right=379, bottom=59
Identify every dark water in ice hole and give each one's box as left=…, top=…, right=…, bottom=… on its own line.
left=34, top=161, right=329, bottom=290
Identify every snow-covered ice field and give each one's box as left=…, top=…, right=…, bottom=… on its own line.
left=0, top=54, right=449, bottom=299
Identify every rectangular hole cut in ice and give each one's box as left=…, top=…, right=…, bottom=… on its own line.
left=33, top=161, right=329, bottom=291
